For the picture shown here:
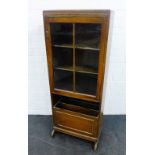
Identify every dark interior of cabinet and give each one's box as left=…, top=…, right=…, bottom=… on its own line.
left=75, top=24, right=101, bottom=50
left=75, top=49, right=99, bottom=74
left=53, top=95, right=100, bottom=117
left=53, top=70, right=73, bottom=91
left=50, top=23, right=101, bottom=96
left=53, top=47, right=73, bottom=69
left=51, top=23, right=73, bottom=46
left=75, top=73, right=97, bottom=95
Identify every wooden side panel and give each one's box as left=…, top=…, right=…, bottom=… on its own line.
left=96, top=13, right=110, bottom=101
left=43, top=16, right=54, bottom=92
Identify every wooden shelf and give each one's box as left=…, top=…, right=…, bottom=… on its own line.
left=53, top=31, right=99, bottom=36
left=75, top=66, right=98, bottom=74
left=75, top=46, right=99, bottom=51
left=53, top=32, right=72, bottom=36
left=54, top=66, right=73, bottom=72
left=53, top=44, right=73, bottom=48
left=54, top=66, right=98, bottom=74
left=76, top=31, right=100, bottom=34
left=53, top=44, right=99, bottom=51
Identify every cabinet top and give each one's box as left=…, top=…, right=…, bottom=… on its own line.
left=43, top=10, right=110, bottom=18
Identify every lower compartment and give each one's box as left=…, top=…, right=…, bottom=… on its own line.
left=53, top=96, right=100, bottom=138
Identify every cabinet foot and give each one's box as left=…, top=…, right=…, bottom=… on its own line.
left=50, top=129, right=55, bottom=137
left=93, top=141, right=98, bottom=151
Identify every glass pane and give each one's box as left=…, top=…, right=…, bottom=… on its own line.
left=75, top=49, right=99, bottom=74
left=50, top=23, right=100, bottom=95
left=53, top=47, right=73, bottom=71
left=75, top=73, right=97, bottom=96
left=50, top=23, right=73, bottom=91
left=75, top=23, right=100, bottom=95
left=75, top=24, right=101, bottom=50
left=51, top=23, right=73, bottom=46
left=54, top=70, right=73, bottom=91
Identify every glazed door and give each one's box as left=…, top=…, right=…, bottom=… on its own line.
left=46, top=19, right=104, bottom=100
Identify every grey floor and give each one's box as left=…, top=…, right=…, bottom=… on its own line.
left=28, top=115, right=126, bottom=155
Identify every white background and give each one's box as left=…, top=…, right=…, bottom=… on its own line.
left=28, top=0, right=126, bottom=115
left=0, top=0, right=155, bottom=155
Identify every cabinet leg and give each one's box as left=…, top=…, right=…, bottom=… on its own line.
left=50, top=129, right=55, bottom=137
left=93, top=141, right=98, bottom=151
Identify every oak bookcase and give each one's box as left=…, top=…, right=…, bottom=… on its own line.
left=43, top=10, right=110, bottom=151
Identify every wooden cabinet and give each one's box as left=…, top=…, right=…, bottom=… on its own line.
left=43, top=10, right=110, bottom=151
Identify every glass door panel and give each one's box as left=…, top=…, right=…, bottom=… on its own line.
left=75, top=49, right=99, bottom=74
left=75, top=73, right=97, bottom=96
left=51, top=23, right=73, bottom=47
left=53, top=70, right=73, bottom=91
left=75, top=23, right=101, bottom=96
left=53, top=47, right=73, bottom=71
left=51, top=23, right=73, bottom=91
left=50, top=22, right=101, bottom=96
left=75, top=24, right=101, bottom=50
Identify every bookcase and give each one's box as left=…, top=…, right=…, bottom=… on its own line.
left=43, top=10, right=110, bottom=151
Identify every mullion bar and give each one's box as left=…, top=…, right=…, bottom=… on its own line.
left=73, top=23, right=76, bottom=91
